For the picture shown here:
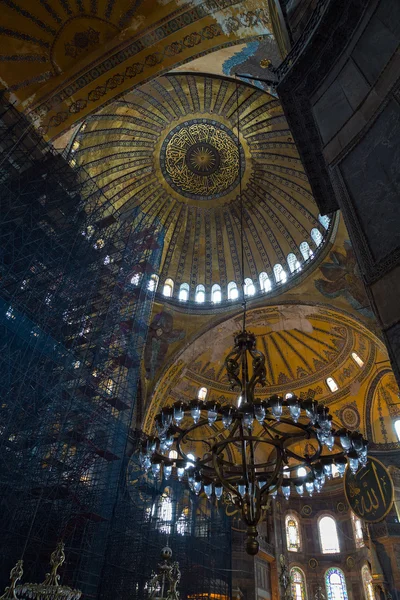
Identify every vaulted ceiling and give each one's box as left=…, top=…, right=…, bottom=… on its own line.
left=144, top=304, right=400, bottom=451
left=0, top=0, right=277, bottom=138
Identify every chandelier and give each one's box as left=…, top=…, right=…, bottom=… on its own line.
left=141, top=78, right=369, bottom=555
left=2, top=542, right=82, bottom=600
left=147, top=546, right=180, bottom=600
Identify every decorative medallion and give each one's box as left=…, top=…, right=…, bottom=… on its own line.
left=335, top=401, right=360, bottom=430
left=309, top=558, right=318, bottom=569
left=344, top=457, right=394, bottom=523
left=346, top=556, right=355, bottom=570
left=301, top=504, right=312, bottom=517
left=160, top=119, right=245, bottom=200
left=336, top=501, right=348, bottom=514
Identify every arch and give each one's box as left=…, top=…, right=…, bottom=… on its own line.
left=244, top=278, right=256, bottom=296
left=274, top=264, right=287, bottom=284
left=319, top=515, right=340, bottom=553
left=362, top=565, right=375, bottom=600
left=148, top=274, right=159, bottom=292
left=319, top=214, right=331, bottom=229
left=325, top=568, right=348, bottom=600
left=311, top=228, right=323, bottom=247
left=299, top=241, right=313, bottom=260
left=291, top=567, right=307, bottom=600
left=259, top=272, right=272, bottom=292
left=198, top=387, right=208, bottom=401
left=285, top=514, right=301, bottom=552
left=287, top=253, right=301, bottom=273
left=228, top=281, right=239, bottom=300
left=326, top=377, right=339, bottom=392
left=211, top=284, right=222, bottom=303
left=351, top=512, right=364, bottom=548
left=163, top=278, right=174, bottom=297
left=195, top=284, right=205, bottom=303
left=351, top=352, right=364, bottom=368
left=179, top=282, right=189, bottom=302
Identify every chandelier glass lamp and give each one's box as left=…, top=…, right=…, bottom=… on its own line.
left=141, top=77, right=369, bottom=555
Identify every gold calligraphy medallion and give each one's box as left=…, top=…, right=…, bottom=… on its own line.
left=344, top=457, right=394, bottom=523
left=161, top=120, right=244, bottom=200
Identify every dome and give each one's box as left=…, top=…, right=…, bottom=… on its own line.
left=73, top=73, right=331, bottom=304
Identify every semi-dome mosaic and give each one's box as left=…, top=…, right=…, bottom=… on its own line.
left=144, top=305, right=400, bottom=451
left=72, top=73, right=331, bottom=301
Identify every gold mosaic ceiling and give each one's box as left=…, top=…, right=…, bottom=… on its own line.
left=0, top=0, right=275, bottom=138
left=73, top=73, right=328, bottom=291
left=144, top=305, right=400, bottom=451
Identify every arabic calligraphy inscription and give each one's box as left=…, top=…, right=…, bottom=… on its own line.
left=344, top=457, right=394, bottom=522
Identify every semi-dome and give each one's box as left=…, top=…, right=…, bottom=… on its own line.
left=73, top=73, right=332, bottom=304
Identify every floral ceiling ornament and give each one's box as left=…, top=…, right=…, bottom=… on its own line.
left=65, top=28, right=100, bottom=59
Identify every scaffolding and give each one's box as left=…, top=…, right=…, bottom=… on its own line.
left=100, top=446, right=232, bottom=600
left=0, top=98, right=232, bottom=600
left=0, top=98, right=164, bottom=598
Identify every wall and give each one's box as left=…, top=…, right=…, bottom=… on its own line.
left=277, top=0, right=400, bottom=383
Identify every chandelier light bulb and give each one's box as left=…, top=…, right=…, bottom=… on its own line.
left=295, top=483, right=304, bottom=496
left=204, top=483, right=213, bottom=499
left=288, top=399, right=301, bottom=423
left=190, top=403, right=201, bottom=424
left=177, top=467, right=185, bottom=481
left=214, top=484, right=223, bottom=499
left=221, top=411, right=233, bottom=429
left=282, top=483, right=291, bottom=500
left=349, top=456, right=359, bottom=474
left=305, top=481, right=314, bottom=496
left=173, top=403, right=184, bottom=425
left=254, top=402, right=266, bottom=423
left=324, top=433, right=335, bottom=451
left=164, top=465, right=172, bottom=479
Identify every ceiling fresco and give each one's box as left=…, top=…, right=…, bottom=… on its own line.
left=143, top=304, right=400, bottom=450
left=73, top=73, right=329, bottom=292
left=0, top=0, right=277, bottom=138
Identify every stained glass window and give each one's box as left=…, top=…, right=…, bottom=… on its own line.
left=300, top=241, right=313, bottom=260
left=311, top=228, right=323, bottom=246
left=211, top=284, right=222, bottom=303
left=351, top=512, right=364, bottom=548
left=228, top=281, right=239, bottom=300
left=285, top=514, right=301, bottom=552
left=287, top=253, right=301, bottom=273
left=179, top=283, right=189, bottom=301
left=163, top=278, right=174, bottom=297
left=319, top=516, right=340, bottom=553
left=318, top=214, right=330, bottom=229
left=274, top=263, right=287, bottom=284
left=395, top=420, right=400, bottom=442
left=195, top=284, right=205, bottom=303
left=291, top=567, right=307, bottom=600
left=325, top=568, right=348, bottom=600
left=362, top=565, right=375, bottom=600
left=244, top=278, right=255, bottom=296
left=259, top=272, right=272, bottom=292
left=157, top=487, right=173, bottom=534
left=198, top=387, right=208, bottom=401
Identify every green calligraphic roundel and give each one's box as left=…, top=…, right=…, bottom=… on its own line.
left=344, top=457, right=394, bottom=523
